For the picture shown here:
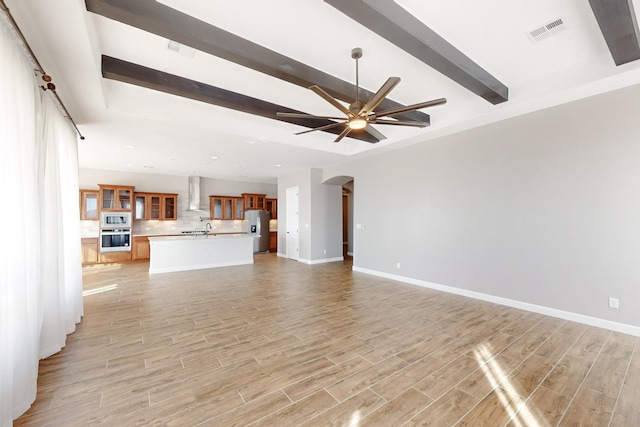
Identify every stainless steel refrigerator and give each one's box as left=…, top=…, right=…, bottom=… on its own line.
left=245, top=210, right=270, bottom=253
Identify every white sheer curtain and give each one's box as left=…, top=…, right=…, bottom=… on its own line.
left=0, top=18, right=83, bottom=425
left=37, top=93, right=84, bottom=358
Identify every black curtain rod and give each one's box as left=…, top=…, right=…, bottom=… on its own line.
left=0, top=0, right=85, bottom=140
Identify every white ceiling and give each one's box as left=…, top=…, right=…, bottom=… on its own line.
left=8, top=0, right=640, bottom=184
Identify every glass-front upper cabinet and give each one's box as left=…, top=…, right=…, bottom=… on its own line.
left=210, top=196, right=241, bottom=220
left=242, top=193, right=266, bottom=211
left=150, top=195, right=161, bottom=219
left=118, top=189, right=132, bottom=210
left=163, top=195, right=177, bottom=220
left=233, top=198, right=244, bottom=220
left=80, top=190, right=99, bottom=220
left=99, top=185, right=134, bottom=211
left=211, top=196, right=223, bottom=219
left=135, top=195, right=146, bottom=220
left=266, top=198, right=277, bottom=219
left=134, top=193, right=178, bottom=220
left=224, top=198, right=233, bottom=219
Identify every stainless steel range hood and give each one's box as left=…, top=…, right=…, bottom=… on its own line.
left=188, top=176, right=204, bottom=211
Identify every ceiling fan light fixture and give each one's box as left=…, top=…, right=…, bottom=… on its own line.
left=278, top=47, right=443, bottom=142
left=348, top=117, right=367, bottom=129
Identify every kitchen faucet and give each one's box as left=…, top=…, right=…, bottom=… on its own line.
left=205, top=222, right=212, bottom=236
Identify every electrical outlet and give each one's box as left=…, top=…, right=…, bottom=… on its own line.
left=323, top=249, right=326, bottom=255
left=396, top=262, right=401, bottom=269
left=609, top=297, right=619, bottom=309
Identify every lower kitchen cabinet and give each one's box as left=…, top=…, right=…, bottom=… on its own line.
left=81, top=238, right=98, bottom=263
left=99, top=251, right=132, bottom=263
left=269, top=232, right=277, bottom=252
left=132, top=236, right=150, bottom=260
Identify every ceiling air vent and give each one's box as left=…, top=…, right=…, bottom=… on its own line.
left=526, top=18, right=567, bottom=44
left=165, top=40, right=196, bottom=58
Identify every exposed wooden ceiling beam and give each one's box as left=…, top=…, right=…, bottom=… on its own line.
left=325, top=0, right=509, bottom=105
left=101, top=55, right=380, bottom=143
left=589, top=0, right=640, bottom=66
left=85, top=0, right=430, bottom=124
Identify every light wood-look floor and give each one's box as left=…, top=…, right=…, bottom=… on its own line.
left=15, top=254, right=640, bottom=426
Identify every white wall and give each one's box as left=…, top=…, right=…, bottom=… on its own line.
left=277, top=168, right=343, bottom=263
left=323, top=83, right=640, bottom=330
left=310, top=168, right=343, bottom=260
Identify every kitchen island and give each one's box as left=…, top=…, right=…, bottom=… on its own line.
left=148, top=234, right=255, bottom=274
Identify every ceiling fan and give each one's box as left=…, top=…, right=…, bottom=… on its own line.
left=277, top=47, right=446, bottom=143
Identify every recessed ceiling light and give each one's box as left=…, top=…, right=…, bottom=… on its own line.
left=126, top=163, right=134, bottom=167
left=211, top=156, right=218, bottom=160
left=275, top=164, right=282, bottom=168
left=124, top=145, right=135, bottom=149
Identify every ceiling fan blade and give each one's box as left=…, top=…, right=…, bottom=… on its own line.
left=294, top=121, right=346, bottom=135
left=363, top=124, right=386, bottom=141
left=376, top=98, right=447, bottom=118
left=334, top=126, right=352, bottom=142
left=372, top=119, right=428, bottom=127
left=309, top=85, right=353, bottom=117
left=359, top=77, right=401, bottom=116
left=277, top=112, right=345, bottom=120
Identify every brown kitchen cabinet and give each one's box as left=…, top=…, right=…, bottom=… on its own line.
left=232, top=197, right=244, bottom=220
left=99, top=251, right=132, bottom=263
left=269, top=231, right=277, bottom=252
left=134, top=193, right=178, bottom=220
left=242, top=193, right=266, bottom=211
left=131, top=236, right=150, bottom=260
left=79, top=190, right=99, bottom=220
left=210, top=196, right=243, bottom=220
left=266, top=198, right=277, bottom=219
left=81, top=238, right=99, bottom=263
left=99, top=185, right=135, bottom=211
left=163, top=195, right=177, bottom=219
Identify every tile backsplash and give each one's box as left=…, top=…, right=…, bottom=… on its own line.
left=80, top=212, right=278, bottom=237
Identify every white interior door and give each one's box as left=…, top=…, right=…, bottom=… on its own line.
left=286, top=186, right=299, bottom=260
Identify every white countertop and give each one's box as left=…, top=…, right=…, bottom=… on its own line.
left=149, top=234, right=256, bottom=241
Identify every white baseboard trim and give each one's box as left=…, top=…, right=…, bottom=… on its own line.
left=347, top=252, right=354, bottom=256
left=299, top=256, right=344, bottom=265
left=276, top=252, right=287, bottom=258
left=353, top=266, right=640, bottom=337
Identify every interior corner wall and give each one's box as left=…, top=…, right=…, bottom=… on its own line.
left=310, top=168, right=343, bottom=260
left=277, top=168, right=343, bottom=262
left=323, top=83, right=640, bottom=329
